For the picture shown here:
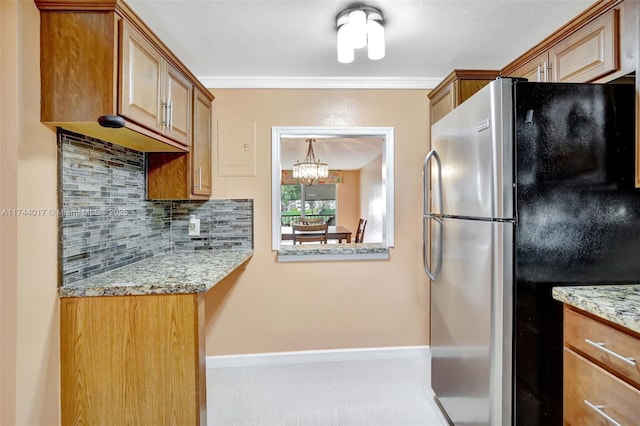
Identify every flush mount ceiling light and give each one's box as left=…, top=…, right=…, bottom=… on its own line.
left=292, top=139, right=329, bottom=185
left=336, top=4, right=385, bottom=64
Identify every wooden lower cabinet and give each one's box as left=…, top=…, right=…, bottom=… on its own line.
left=563, top=306, right=640, bottom=425
left=60, top=293, right=206, bottom=426
left=564, top=348, right=640, bottom=425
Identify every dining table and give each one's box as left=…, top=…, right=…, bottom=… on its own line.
left=281, top=225, right=353, bottom=243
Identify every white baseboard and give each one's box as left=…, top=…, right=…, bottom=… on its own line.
left=206, top=345, right=431, bottom=369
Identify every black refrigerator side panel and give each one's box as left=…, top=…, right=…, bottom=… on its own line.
left=513, top=82, right=638, bottom=425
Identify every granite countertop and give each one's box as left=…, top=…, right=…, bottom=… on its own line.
left=277, top=243, right=389, bottom=262
left=552, top=285, right=640, bottom=333
left=59, top=250, right=253, bottom=298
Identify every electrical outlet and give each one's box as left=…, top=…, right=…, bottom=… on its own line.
left=188, top=216, right=200, bottom=236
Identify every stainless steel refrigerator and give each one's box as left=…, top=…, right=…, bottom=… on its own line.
left=423, top=77, right=638, bottom=425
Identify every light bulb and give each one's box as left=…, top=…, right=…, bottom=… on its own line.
left=337, top=24, right=354, bottom=63
left=349, top=9, right=367, bottom=49
left=367, top=19, right=385, bottom=60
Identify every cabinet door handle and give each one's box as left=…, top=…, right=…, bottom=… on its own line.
left=162, top=102, right=168, bottom=127
left=584, top=339, right=637, bottom=367
left=167, top=100, right=173, bottom=130
left=584, top=400, right=623, bottom=426
left=198, top=166, right=202, bottom=190
left=543, top=61, right=549, bottom=82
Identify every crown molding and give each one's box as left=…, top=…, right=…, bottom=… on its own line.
left=197, top=76, right=441, bottom=90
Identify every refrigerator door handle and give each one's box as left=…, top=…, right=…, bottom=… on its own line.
left=424, top=215, right=443, bottom=281
left=423, top=149, right=444, bottom=281
left=423, top=149, right=443, bottom=215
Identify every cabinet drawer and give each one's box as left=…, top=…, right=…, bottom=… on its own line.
left=564, top=307, right=640, bottom=387
left=564, top=348, right=640, bottom=425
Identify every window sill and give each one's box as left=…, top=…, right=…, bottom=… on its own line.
left=276, top=243, right=390, bottom=262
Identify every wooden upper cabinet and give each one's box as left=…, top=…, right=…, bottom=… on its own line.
left=428, top=70, right=500, bottom=124
left=146, top=89, right=213, bottom=201
left=165, top=64, right=193, bottom=147
left=192, top=90, right=212, bottom=197
left=508, top=51, right=550, bottom=82
left=550, top=8, right=619, bottom=82
left=429, top=82, right=455, bottom=125
left=35, top=0, right=209, bottom=153
left=39, top=9, right=119, bottom=124
left=120, top=20, right=164, bottom=134
left=502, top=0, right=640, bottom=187
left=120, top=20, right=192, bottom=147
left=503, top=2, right=623, bottom=83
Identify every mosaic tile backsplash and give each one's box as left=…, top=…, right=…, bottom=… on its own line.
left=59, top=130, right=253, bottom=286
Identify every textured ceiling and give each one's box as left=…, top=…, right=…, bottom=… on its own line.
left=126, top=0, right=596, bottom=89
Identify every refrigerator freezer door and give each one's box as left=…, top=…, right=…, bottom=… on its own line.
left=430, top=216, right=513, bottom=426
left=429, top=79, right=514, bottom=220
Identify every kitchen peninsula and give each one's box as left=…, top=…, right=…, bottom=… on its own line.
left=60, top=250, right=252, bottom=425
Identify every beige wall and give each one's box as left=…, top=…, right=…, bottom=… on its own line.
left=1, top=1, right=60, bottom=424
left=336, top=170, right=360, bottom=231
left=205, top=89, right=431, bottom=355
left=1, top=2, right=19, bottom=424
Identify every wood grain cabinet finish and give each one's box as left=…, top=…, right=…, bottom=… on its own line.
left=549, top=7, right=620, bottom=83
left=121, top=20, right=192, bottom=147
left=428, top=70, right=500, bottom=124
left=35, top=0, right=211, bottom=153
left=507, top=8, right=620, bottom=83
left=60, top=294, right=206, bottom=426
left=507, top=51, right=551, bottom=82
left=563, top=306, right=640, bottom=425
left=147, top=88, right=212, bottom=200
left=191, top=90, right=213, bottom=197
left=502, top=1, right=628, bottom=82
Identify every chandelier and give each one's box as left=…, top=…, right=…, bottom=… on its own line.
left=336, top=5, right=385, bottom=64
left=292, top=139, right=329, bottom=185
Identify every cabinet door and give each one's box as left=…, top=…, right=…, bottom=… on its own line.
left=164, top=63, right=192, bottom=147
left=549, top=8, right=619, bottom=83
left=508, top=52, right=550, bottom=82
left=120, top=21, right=164, bottom=132
left=430, top=82, right=455, bottom=125
left=60, top=294, right=205, bottom=425
left=192, top=90, right=212, bottom=197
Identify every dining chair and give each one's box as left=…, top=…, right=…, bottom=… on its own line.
left=292, top=223, right=328, bottom=244
left=299, top=217, right=324, bottom=225
left=355, top=218, right=367, bottom=243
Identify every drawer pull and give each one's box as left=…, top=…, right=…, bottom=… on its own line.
left=584, top=400, right=623, bottom=426
left=584, top=339, right=637, bottom=367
